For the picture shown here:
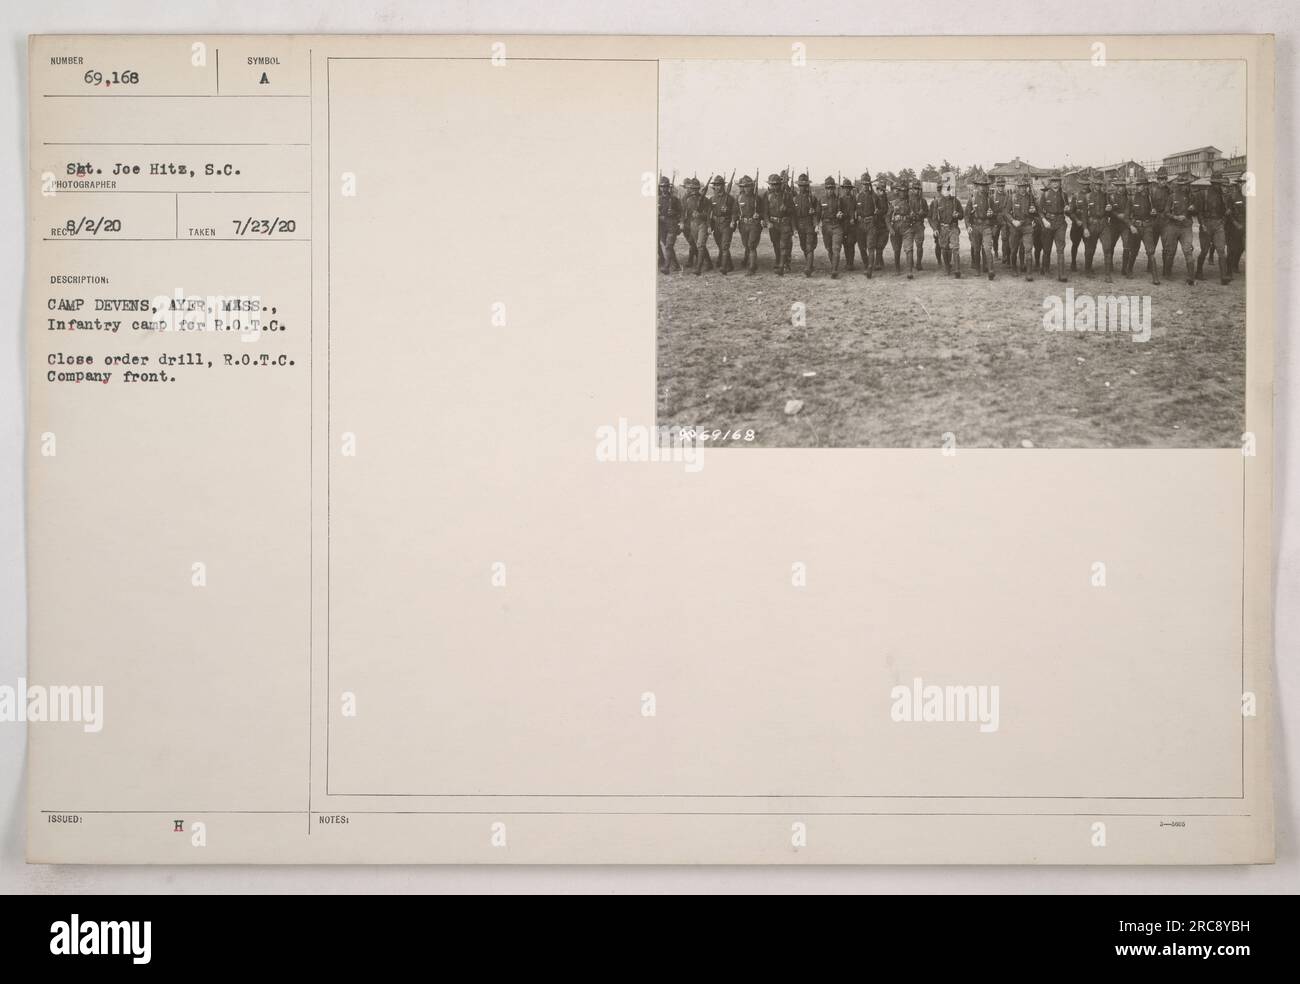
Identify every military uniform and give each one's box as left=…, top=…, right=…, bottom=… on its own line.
left=1150, top=168, right=1171, bottom=275
left=1038, top=176, right=1069, bottom=282
left=816, top=177, right=854, bottom=278
left=992, top=178, right=1010, bottom=263
left=793, top=174, right=820, bottom=277
left=1067, top=182, right=1086, bottom=271
left=765, top=173, right=795, bottom=275
left=842, top=176, right=860, bottom=271
left=1163, top=173, right=1197, bottom=284
left=1129, top=175, right=1162, bottom=285
left=908, top=181, right=928, bottom=270
left=853, top=172, right=878, bottom=278
left=872, top=178, right=889, bottom=272
left=1195, top=172, right=1234, bottom=285
left=967, top=176, right=997, bottom=279
left=1099, top=176, right=1131, bottom=283
left=685, top=179, right=715, bottom=275
left=887, top=180, right=920, bottom=278
left=929, top=186, right=965, bottom=277
left=708, top=176, right=738, bottom=274
left=1005, top=177, right=1038, bottom=280
left=681, top=179, right=701, bottom=269
left=657, top=177, right=682, bottom=274
left=735, top=175, right=764, bottom=276
left=1077, top=176, right=1105, bottom=276
left=1226, top=176, right=1246, bottom=277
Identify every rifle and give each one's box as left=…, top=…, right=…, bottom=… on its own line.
left=695, top=174, right=714, bottom=219
left=669, top=169, right=680, bottom=234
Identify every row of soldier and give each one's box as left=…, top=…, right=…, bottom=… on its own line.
left=657, top=167, right=1245, bottom=285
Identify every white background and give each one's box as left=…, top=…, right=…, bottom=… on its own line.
left=1, top=0, right=1296, bottom=894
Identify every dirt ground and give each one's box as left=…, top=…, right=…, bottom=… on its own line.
left=656, top=231, right=1246, bottom=448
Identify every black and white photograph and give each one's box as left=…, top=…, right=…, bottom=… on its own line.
left=656, top=58, right=1248, bottom=448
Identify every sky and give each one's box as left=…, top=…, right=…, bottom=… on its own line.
left=659, top=59, right=1245, bottom=181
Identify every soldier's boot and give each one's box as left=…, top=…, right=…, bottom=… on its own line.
left=668, top=248, right=680, bottom=273
left=916, top=244, right=924, bottom=270
left=1147, top=254, right=1159, bottom=286
left=906, top=248, right=914, bottom=280
left=844, top=243, right=855, bottom=271
left=985, top=247, right=995, bottom=280
left=804, top=250, right=813, bottom=278
left=953, top=249, right=962, bottom=279
left=1103, top=254, right=1114, bottom=284
left=894, top=248, right=902, bottom=274
left=1184, top=251, right=1195, bottom=286
left=1163, top=252, right=1174, bottom=279
left=1218, top=252, right=1230, bottom=286
left=1025, top=254, right=1034, bottom=282
left=1057, top=252, right=1067, bottom=283
left=943, top=249, right=952, bottom=275
left=831, top=249, right=840, bottom=279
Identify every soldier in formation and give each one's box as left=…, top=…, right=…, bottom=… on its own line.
left=1005, top=175, right=1037, bottom=281
left=658, top=164, right=1242, bottom=285
left=1099, top=172, right=1130, bottom=284
left=1129, top=174, right=1163, bottom=285
left=816, top=177, right=854, bottom=279
left=1225, top=174, right=1247, bottom=278
left=1163, top=172, right=1198, bottom=285
left=657, top=176, right=681, bottom=274
left=928, top=177, right=965, bottom=277
left=735, top=174, right=764, bottom=276
left=1038, top=173, right=1069, bottom=283
left=1195, top=169, right=1236, bottom=285
left=854, top=171, right=878, bottom=278
left=709, top=175, right=737, bottom=275
left=765, top=172, right=795, bottom=276
left=966, top=175, right=997, bottom=279
left=794, top=173, right=820, bottom=277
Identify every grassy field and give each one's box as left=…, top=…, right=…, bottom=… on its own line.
left=656, top=232, right=1246, bottom=448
